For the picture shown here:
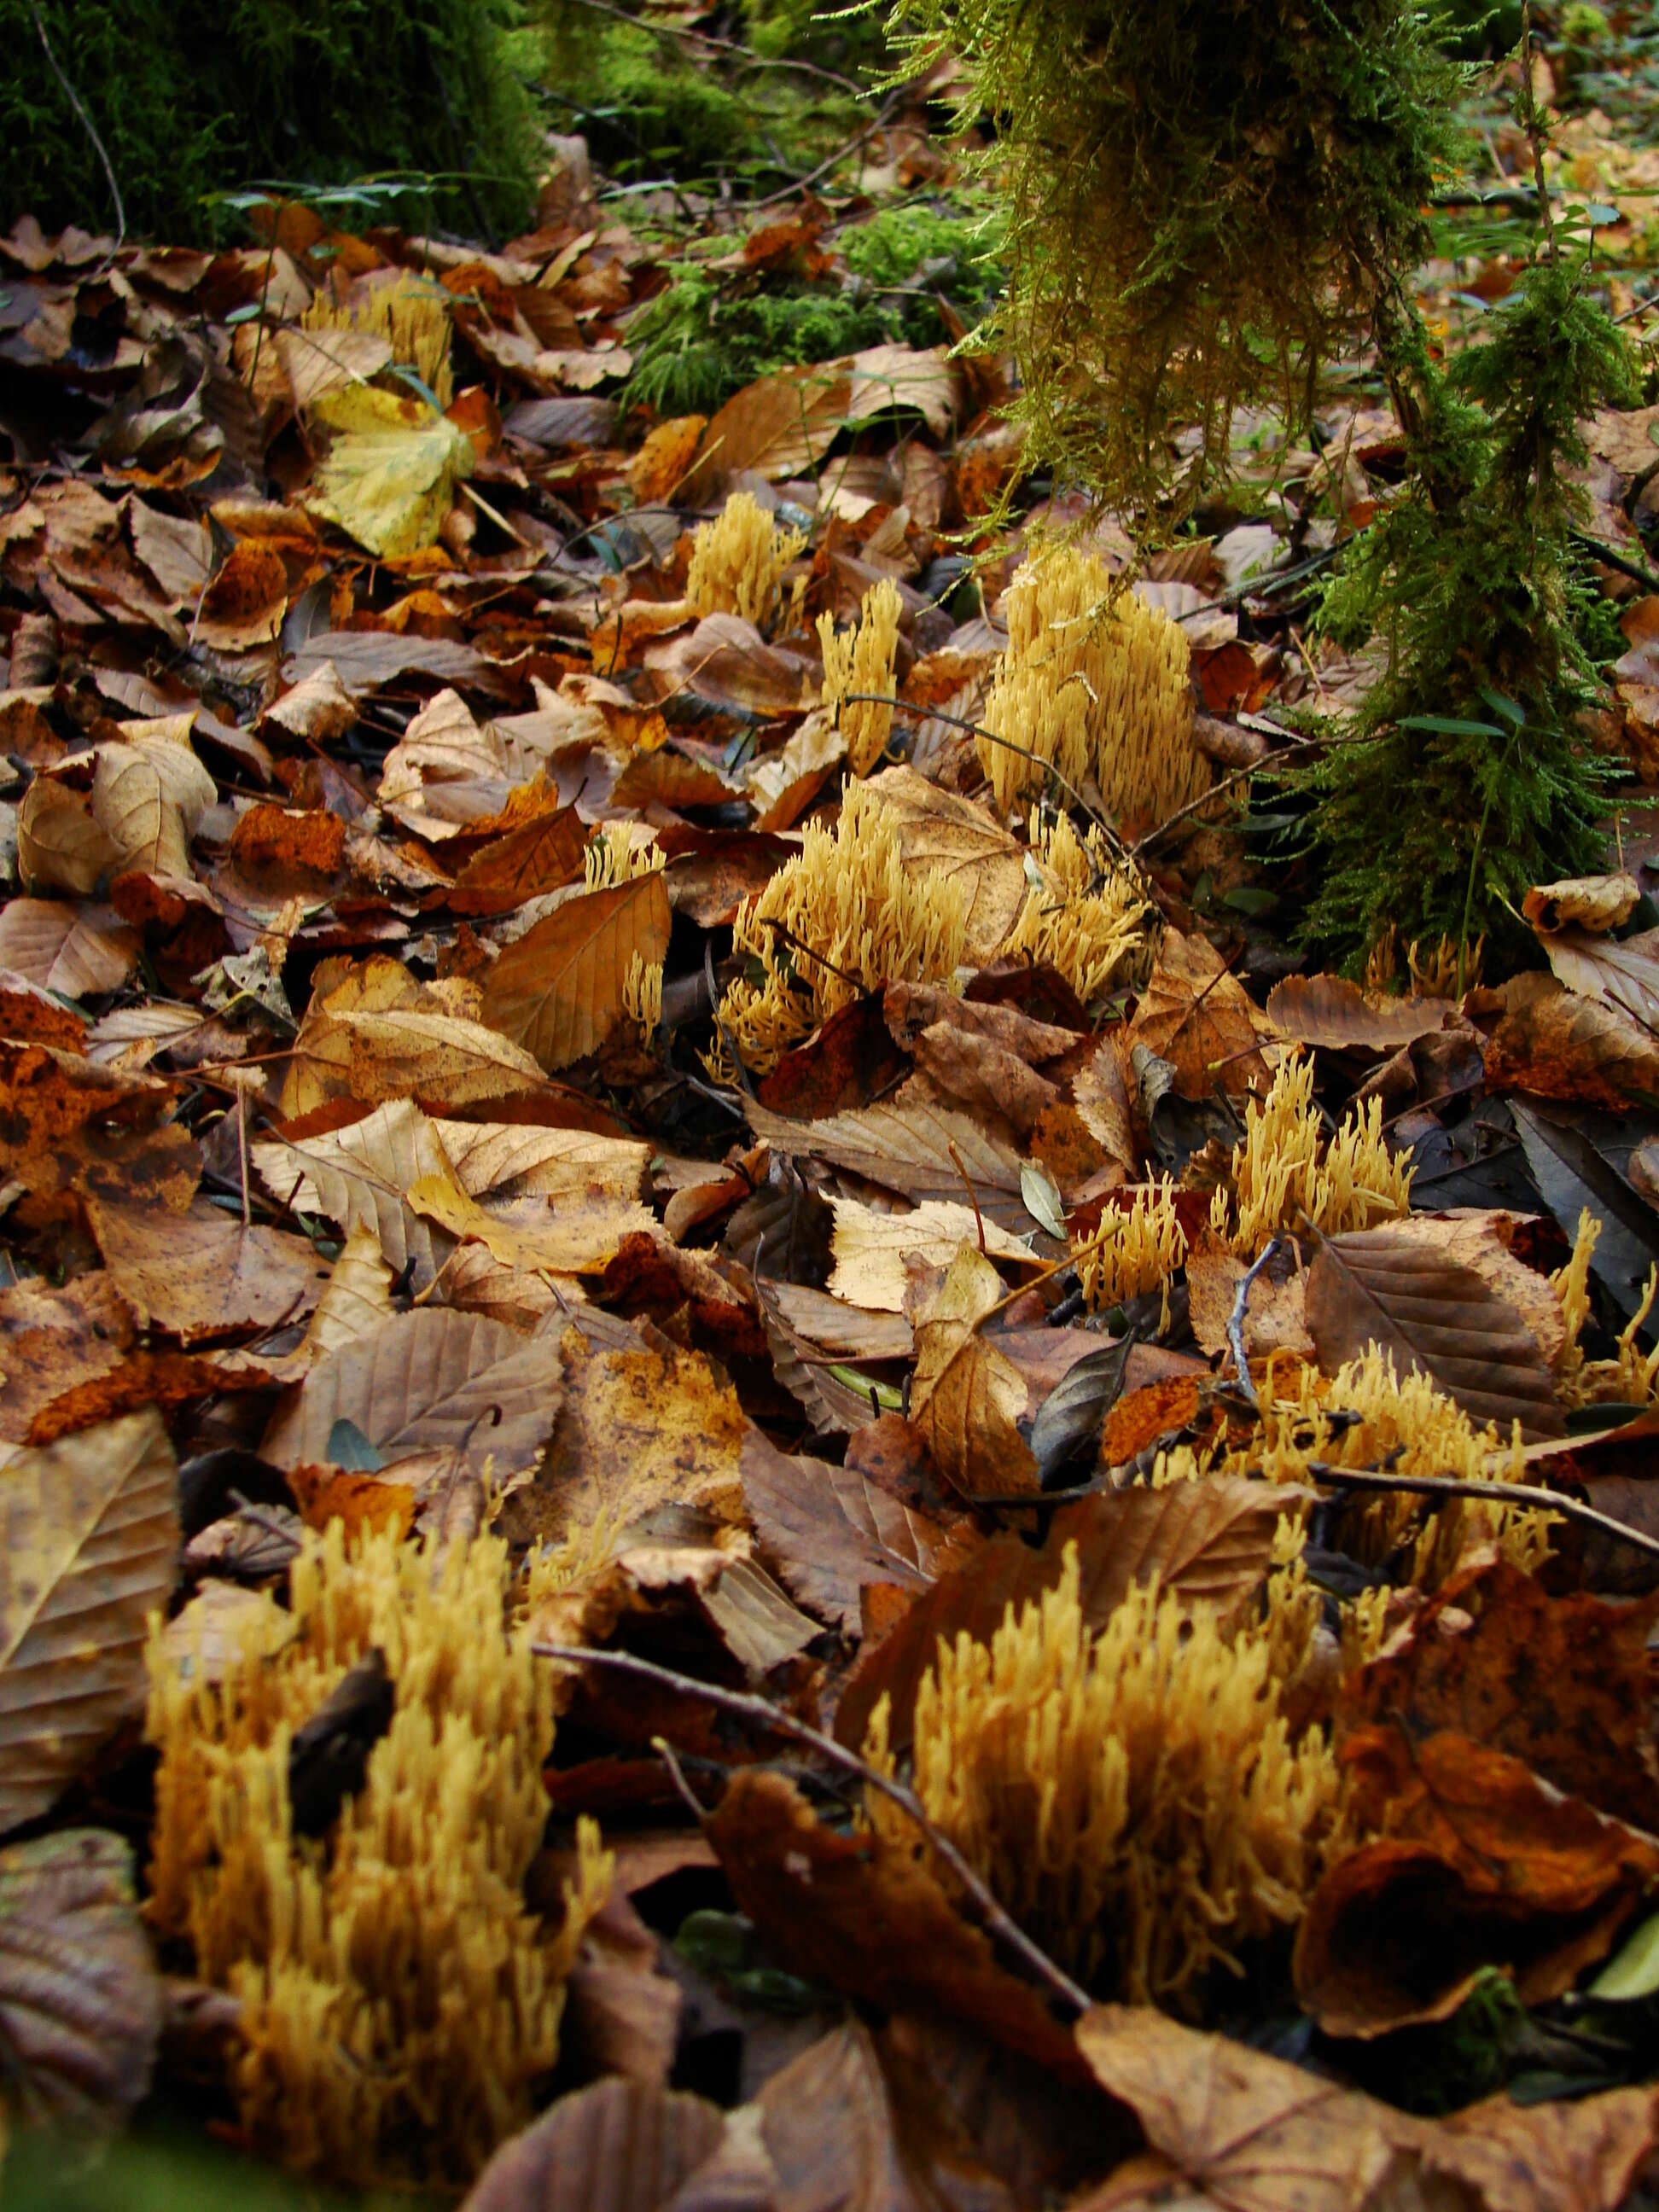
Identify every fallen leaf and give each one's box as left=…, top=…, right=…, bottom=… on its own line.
left=0, top=1408, right=179, bottom=1834
left=1540, top=925, right=1659, bottom=1037
left=741, top=1427, right=933, bottom=1634
left=1340, top=1554, right=1659, bottom=1831
left=748, top=1097, right=1031, bottom=1234
left=1524, top=875, right=1642, bottom=936
left=1265, top=975, right=1454, bottom=1052
left=252, top=1098, right=458, bottom=1289
left=306, top=386, right=475, bottom=558
left=482, top=875, right=672, bottom=1072
left=0, top=1272, right=134, bottom=1443
left=1127, top=929, right=1271, bottom=1099
left=462, top=2075, right=727, bottom=2212
left=261, top=1307, right=564, bottom=1481
left=85, top=1195, right=330, bottom=1344
left=907, top=1244, right=1040, bottom=1499
left=1295, top=1727, right=1659, bottom=2036
left=829, top=1198, right=1030, bottom=1314
left=705, top=1768, right=1086, bottom=2078
left=0, top=900, right=137, bottom=998
left=195, top=541, right=288, bottom=650
left=1306, top=1225, right=1563, bottom=1441
left=681, top=362, right=854, bottom=503
left=0, top=1828, right=162, bottom=2131
left=1484, top=971, right=1659, bottom=1112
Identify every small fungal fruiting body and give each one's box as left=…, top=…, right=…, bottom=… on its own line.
left=686, top=490, right=807, bottom=628
left=818, top=576, right=903, bottom=775
left=1210, top=1052, right=1413, bottom=1255
left=978, top=548, right=1207, bottom=830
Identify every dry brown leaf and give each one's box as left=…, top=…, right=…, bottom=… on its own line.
left=1484, top=971, right=1659, bottom=1112
left=295, top=1224, right=395, bottom=1369
left=741, top=1427, right=933, bottom=1633
left=1185, top=1230, right=1315, bottom=1363
left=1340, top=1555, right=1659, bottom=1832
left=765, top=1283, right=914, bottom=1362
left=907, top=1244, right=1040, bottom=1499
left=1295, top=1728, right=1659, bottom=2037
left=523, top=1321, right=749, bottom=1549
left=0, top=1407, right=179, bottom=1834
left=252, top=1098, right=459, bottom=1289
left=434, top=1119, right=653, bottom=1204
left=1127, top=929, right=1271, bottom=1099
left=829, top=1199, right=1031, bottom=1313
left=1306, top=1225, right=1563, bottom=1441
left=90, top=728, right=216, bottom=878
left=0, top=1827, right=163, bottom=2133
left=1540, top=925, right=1659, bottom=1037
left=195, top=541, right=288, bottom=649
left=0, top=1272, right=134, bottom=1443
left=757, top=1278, right=888, bottom=1436
left=705, top=1768, right=1087, bottom=2079
left=261, top=1307, right=564, bottom=1480
left=0, top=1042, right=195, bottom=1210
left=18, top=777, right=119, bottom=898
left=1265, top=975, right=1454, bottom=1052
left=482, top=874, right=672, bottom=1072
left=282, top=1001, right=552, bottom=1120
left=748, top=1096, right=1031, bottom=1234
left=0, top=899, right=137, bottom=998
left=462, top=2075, right=727, bottom=2212
left=834, top=1476, right=1291, bottom=1756
left=447, top=806, right=588, bottom=917
left=84, top=1195, right=329, bottom=1344
left=680, top=362, right=854, bottom=503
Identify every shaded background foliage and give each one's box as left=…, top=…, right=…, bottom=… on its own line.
left=0, top=0, right=544, bottom=239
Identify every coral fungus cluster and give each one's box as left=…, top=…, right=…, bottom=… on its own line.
left=1071, top=1176, right=1185, bottom=1329
left=686, top=489, right=807, bottom=627
left=1002, top=808, right=1150, bottom=1004
left=716, top=779, right=968, bottom=1074
left=818, top=576, right=903, bottom=776
left=868, top=1543, right=1342, bottom=2005
left=978, top=547, right=1207, bottom=828
left=146, top=1522, right=609, bottom=2186
left=302, top=274, right=455, bottom=409
left=1209, top=1052, right=1414, bottom=1254
left=1252, top=1348, right=1550, bottom=1588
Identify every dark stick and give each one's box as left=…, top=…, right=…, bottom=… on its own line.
left=530, top=1639, right=1091, bottom=2017
left=1306, top=1462, right=1659, bottom=1560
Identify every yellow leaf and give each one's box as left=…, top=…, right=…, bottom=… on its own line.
left=306, top=387, right=474, bottom=560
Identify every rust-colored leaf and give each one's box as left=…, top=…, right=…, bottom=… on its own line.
left=481, top=875, right=672, bottom=1072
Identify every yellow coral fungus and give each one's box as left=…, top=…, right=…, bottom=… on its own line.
left=146, top=1522, right=609, bottom=2186
left=1209, top=1052, right=1413, bottom=1255
left=867, top=1545, right=1342, bottom=2006
left=1408, top=931, right=1481, bottom=997
left=302, top=274, right=454, bottom=410
left=715, top=778, right=968, bottom=1075
left=978, top=547, right=1207, bottom=828
left=818, top=577, right=903, bottom=776
left=1004, top=808, right=1151, bottom=1003
left=1555, top=1211, right=1659, bottom=1408
left=585, top=822, right=665, bottom=891
left=1251, top=1348, right=1551, bottom=1587
left=623, top=951, right=664, bottom=1048
left=1072, top=1175, right=1185, bottom=1330
left=686, top=491, right=807, bottom=628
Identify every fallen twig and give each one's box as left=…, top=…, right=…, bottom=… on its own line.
left=1305, top=1461, right=1659, bottom=1560
left=530, top=1639, right=1091, bottom=2017
left=1225, top=1237, right=1282, bottom=1412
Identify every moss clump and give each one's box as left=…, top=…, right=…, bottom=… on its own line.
left=1301, top=258, right=1633, bottom=967
left=890, top=0, right=1465, bottom=527
left=1, top=0, right=543, bottom=240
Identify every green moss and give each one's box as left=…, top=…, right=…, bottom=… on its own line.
left=0, top=0, right=542, bottom=241
left=1300, top=260, right=1633, bottom=969
left=625, top=201, right=1002, bottom=416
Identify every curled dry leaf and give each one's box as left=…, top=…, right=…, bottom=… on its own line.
left=705, top=1768, right=1087, bottom=2080
left=747, top=1097, right=1031, bottom=1234
left=1523, top=873, right=1642, bottom=936
left=1539, top=925, right=1659, bottom=1039
left=0, top=1827, right=163, bottom=2132
left=253, top=1097, right=459, bottom=1289
left=0, top=1407, right=180, bottom=1835
left=829, top=1199, right=1031, bottom=1314
left=1483, top=971, right=1659, bottom=1113
left=482, top=874, right=672, bottom=1073
left=1305, top=1225, right=1563, bottom=1441
left=1295, top=1728, right=1659, bottom=2038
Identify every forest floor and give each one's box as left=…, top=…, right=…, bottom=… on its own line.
left=12, top=15, right=1659, bottom=2212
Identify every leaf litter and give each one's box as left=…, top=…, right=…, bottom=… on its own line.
left=9, top=29, right=1659, bottom=2212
